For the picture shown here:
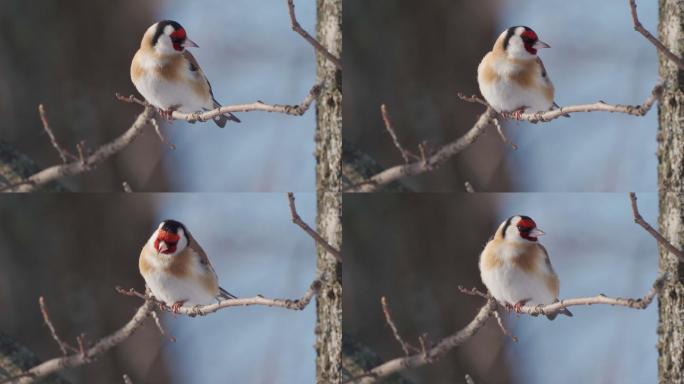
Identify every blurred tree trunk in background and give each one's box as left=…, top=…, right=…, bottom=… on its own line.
left=0, top=195, right=170, bottom=383
left=0, top=1, right=169, bottom=191
left=657, top=0, right=684, bottom=382
left=315, top=0, right=342, bottom=382
left=342, top=1, right=513, bottom=383
left=343, top=0, right=510, bottom=192
left=0, top=1, right=175, bottom=381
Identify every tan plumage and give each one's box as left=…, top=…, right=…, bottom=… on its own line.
left=130, top=20, right=239, bottom=127
left=139, top=220, right=235, bottom=312
left=477, top=26, right=558, bottom=117
left=479, top=215, right=571, bottom=320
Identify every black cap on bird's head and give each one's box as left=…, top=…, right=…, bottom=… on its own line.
left=501, top=215, right=545, bottom=242
left=150, top=20, right=199, bottom=53
left=154, top=219, right=189, bottom=255
left=502, top=26, right=550, bottom=58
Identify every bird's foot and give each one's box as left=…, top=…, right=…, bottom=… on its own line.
left=509, top=108, right=526, bottom=120
left=158, top=107, right=178, bottom=122
left=513, top=299, right=530, bottom=313
left=171, top=300, right=186, bottom=314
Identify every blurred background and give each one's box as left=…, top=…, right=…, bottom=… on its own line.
left=343, top=193, right=659, bottom=384
left=0, top=193, right=317, bottom=383
left=343, top=0, right=658, bottom=192
left=0, top=0, right=316, bottom=192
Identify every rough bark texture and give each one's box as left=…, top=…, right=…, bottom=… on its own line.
left=0, top=143, right=65, bottom=192
left=0, top=333, right=69, bottom=384
left=658, top=1, right=684, bottom=382
left=342, top=335, right=414, bottom=384
left=315, top=0, right=342, bottom=382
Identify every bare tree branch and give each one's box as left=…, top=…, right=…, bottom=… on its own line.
left=630, top=192, right=684, bottom=262
left=115, top=278, right=322, bottom=316
left=1, top=107, right=156, bottom=193
left=347, top=81, right=663, bottom=192
left=117, top=83, right=321, bottom=123
left=286, top=0, right=342, bottom=70
left=6, top=300, right=154, bottom=384
left=287, top=192, right=343, bottom=262
left=629, top=0, right=684, bottom=70
left=346, top=299, right=497, bottom=384
left=517, top=82, right=663, bottom=122
left=346, top=108, right=497, bottom=192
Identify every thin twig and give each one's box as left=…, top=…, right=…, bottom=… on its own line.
left=150, top=118, right=175, bottom=150
left=492, top=117, right=517, bottom=150
left=381, top=297, right=416, bottom=356
left=629, top=0, right=684, bottom=70
left=286, top=0, right=342, bottom=70
left=492, top=309, right=517, bottom=342
left=380, top=104, right=414, bottom=163
left=38, top=104, right=74, bottom=163
left=150, top=310, right=175, bottom=343
left=39, top=297, right=76, bottom=356
left=287, top=192, right=342, bottom=262
left=630, top=192, right=684, bottom=262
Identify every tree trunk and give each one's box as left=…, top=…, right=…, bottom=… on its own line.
left=657, top=1, right=684, bottom=382
left=315, top=0, right=342, bottom=382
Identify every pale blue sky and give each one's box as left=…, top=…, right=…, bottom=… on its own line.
left=152, top=193, right=317, bottom=383
left=151, top=0, right=317, bottom=192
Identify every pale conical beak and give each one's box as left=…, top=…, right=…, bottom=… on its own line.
left=529, top=228, right=545, bottom=237
left=158, top=241, right=168, bottom=253
left=534, top=40, right=550, bottom=49
left=183, top=38, right=199, bottom=48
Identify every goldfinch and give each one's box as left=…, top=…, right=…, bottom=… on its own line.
left=139, top=219, right=236, bottom=312
left=130, top=20, right=240, bottom=127
left=479, top=215, right=572, bottom=320
left=477, top=26, right=559, bottom=118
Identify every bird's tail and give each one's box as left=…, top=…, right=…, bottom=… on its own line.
left=211, top=99, right=240, bottom=127
left=218, top=286, right=237, bottom=300
left=546, top=307, right=573, bottom=320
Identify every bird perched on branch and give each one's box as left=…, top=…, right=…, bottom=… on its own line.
left=477, top=26, right=563, bottom=119
left=479, top=215, right=572, bottom=320
left=139, top=219, right=236, bottom=312
left=130, top=20, right=240, bottom=127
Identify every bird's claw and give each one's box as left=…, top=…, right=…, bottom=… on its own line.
left=513, top=299, right=529, bottom=313
left=171, top=301, right=186, bottom=314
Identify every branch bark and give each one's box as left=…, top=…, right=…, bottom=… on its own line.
left=347, top=81, right=662, bottom=192
left=2, top=107, right=155, bottom=193
left=656, top=1, right=684, bottom=381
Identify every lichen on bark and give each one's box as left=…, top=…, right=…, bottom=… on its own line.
left=657, top=1, right=684, bottom=382
left=315, top=0, right=342, bottom=382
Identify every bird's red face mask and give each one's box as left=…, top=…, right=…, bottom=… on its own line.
left=170, top=28, right=198, bottom=52
left=520, top=29, right=550, bottom=55
left=155, top=230, right=180, bottom=254
left=517, top=217, right=545, bottom=242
